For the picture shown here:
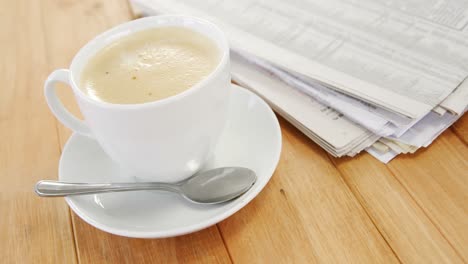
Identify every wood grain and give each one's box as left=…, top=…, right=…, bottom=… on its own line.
left=0, top=0, right=77, bottom=263
left=332, top=153, right=463, bottom=263
left=218, top=119, right=399, bottom=263
left=71, top=215, right=230, bottom=263
left=452, top=115, right=468, bottom=145
left=39, top=0, right=231, bottom=263
left=388, top=131, right=468, bottom=262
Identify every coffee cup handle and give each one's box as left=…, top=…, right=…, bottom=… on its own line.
left=44, top=69, right=93, bottom=137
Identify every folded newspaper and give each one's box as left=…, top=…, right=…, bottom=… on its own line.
left=131, top=0, right=468, bottom=163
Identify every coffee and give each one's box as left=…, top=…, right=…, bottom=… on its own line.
left=80, top=27, right=220, bottom=104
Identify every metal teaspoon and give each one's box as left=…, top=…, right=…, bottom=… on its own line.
left=34, top=167, right=256, bottom=204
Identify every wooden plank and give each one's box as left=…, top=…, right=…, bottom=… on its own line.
left=452, top=115, right=468, bottom=145
left=72, top=215, right=230, bottom=263
left=388, top=130, right=468, bottom=262
left=40, top=0, right=232, bottom=262
left=332, top=153, right=463, bottom=263
left=218, top=119, right=399, bottom=263
left=0, top=0, right=77, bottom=263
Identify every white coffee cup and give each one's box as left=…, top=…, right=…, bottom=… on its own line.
left=44, top=16, right=231, bottom=182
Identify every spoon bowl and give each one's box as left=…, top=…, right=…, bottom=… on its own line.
left=180, top=167, right=256, bottom=203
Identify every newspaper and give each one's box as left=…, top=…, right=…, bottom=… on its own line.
left=235, top=51, right=397, bottom=136
left=133, top=0, right=468, bottom=118
left=440, top=79, right=468, bottom=115
left=433, top=106, right=447, bottom=116
left=367, top=107, right=465, bottom=163
left=230, top=52, right=380, bottom=156
left=378, top=138, right=417, bottom=154
left=388, top=108, right=467, bottom=147
left=231, top=50, right=466, bottom=149
left=366, top=147, right=398, bottom=164
left=231, top=52, right=465, bottom=160
left=234, top=51, right=427, bottom=137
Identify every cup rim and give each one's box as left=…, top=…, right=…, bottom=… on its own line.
left=68, top=15, right=229, bottom=109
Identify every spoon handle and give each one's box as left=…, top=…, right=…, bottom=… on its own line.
left=35, top=180, right=181, bottom=197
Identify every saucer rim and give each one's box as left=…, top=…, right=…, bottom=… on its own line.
left=60, top=86, right=282, bottom=238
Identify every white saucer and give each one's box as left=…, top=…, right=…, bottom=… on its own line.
left=59, top=86, right=282, bottom=238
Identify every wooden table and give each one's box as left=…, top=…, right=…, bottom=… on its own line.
left=2, top=1, right=467, bottom=263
